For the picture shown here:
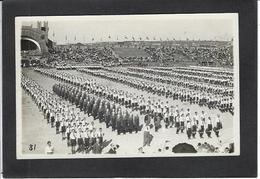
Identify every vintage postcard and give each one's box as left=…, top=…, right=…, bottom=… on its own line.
left=15, top=14, right=239, bottom=159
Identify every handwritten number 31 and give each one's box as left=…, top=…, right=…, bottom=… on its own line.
left=29, top=144, right=36, bottom=151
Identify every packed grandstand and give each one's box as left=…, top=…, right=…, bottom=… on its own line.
left=21, top=40, right=233, bottom=68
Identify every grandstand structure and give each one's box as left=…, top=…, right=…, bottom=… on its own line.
left=21, top=21, right=55, bottom=67
left=48, top=40, right=232, bottom=68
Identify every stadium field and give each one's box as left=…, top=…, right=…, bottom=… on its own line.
left=21, top=68, right=234, bottom=155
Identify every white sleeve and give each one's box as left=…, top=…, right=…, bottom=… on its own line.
left=44, top=147, right=48, bottom=154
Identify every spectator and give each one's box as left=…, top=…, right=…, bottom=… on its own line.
left=45, top=141, right=54, bottom=154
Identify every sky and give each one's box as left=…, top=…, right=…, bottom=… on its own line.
left=20, top=14, right=238, bottom=45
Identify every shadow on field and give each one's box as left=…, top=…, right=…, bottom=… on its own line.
left=101, top=139, right=112, bottom=149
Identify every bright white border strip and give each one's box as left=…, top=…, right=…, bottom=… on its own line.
left=15, top=13, right=240, bottom=159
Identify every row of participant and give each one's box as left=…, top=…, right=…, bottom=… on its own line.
left=78, top=68, right=234, bottom=114
left=52, top=77, right=224, bottom=140
left=128, top=67, right=233, bottom=86
left=143, top=109, right=223, bottom=139
left=150, top=66, right=233, bottom=80
left=103, top=67, right=233, bottom=95
left=176, top=66, right=233, bottom=76
left=21, top=74, right=112, bottom=154
left=34, top=68, right=225, bottom=141
left=53, top=83, right=141, bottom=135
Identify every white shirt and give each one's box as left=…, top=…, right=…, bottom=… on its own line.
left=186, top=122, right=191, bottom=128
left=45, top=145, right=54, bottom=154
left=144, top=125, right=150, bottom=132
left=70, top=132, right=76, bottom=139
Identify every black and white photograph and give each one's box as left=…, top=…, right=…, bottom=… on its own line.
left=15, top=14, right=239, bottom=159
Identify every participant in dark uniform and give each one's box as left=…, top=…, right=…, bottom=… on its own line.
left=111, top=110, right=117, bottom=131
left=92, top=101, right=99, bottom=120
left=116, top=113, right=122, bottom=135
left=79, top=96, right=84, bottom=111
left=121, top=111, right=127, bottom=134
left=50, top=111, right=55, bottom=128
left=83, top=98, right=88, bottom=114
left=164, top=111, right=170, bottom=129
left=144, top=114, right=151, bottom=125
left=198, top=118, right=205, bottom=138
left=46, top=108, right=50, bottom=124
left=180, top=113, right=185, bottom=133
left=88, top=130, right=94, bottom=148
left=104, top=108, right=111, bottom=128
left=96, top=128, right=104, bottom=144
left=154, top=114, right=161, bottom=132
left=133, top=112, right=140, bottom=133
left=77, top=129, right=84, bottom=153
left=213, top=114, right=223, bottom=138
left=169, top=106, right=175, bottom=128
left=88, top=98, right=95, bottom=117
left=55, top=114, right=61, bottom=134
left=128, top=112, right=134, bottom=133
left=205, top=117, right=213, bottom=138
left=84, top=129, right=90, bottom=153
left=61, top=119, right=66, bottom=140
left=70, top=129, right=77, bottom=154
left=191, top=118, right=197, bottom=139
left=175, top=112, right=181, bottom=134
left=92, top=128, right=97, bottom=145
left=66, top=124, right=71, bottom=146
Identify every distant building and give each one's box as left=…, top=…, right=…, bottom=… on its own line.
left=21, top=21, right=52, bottom=56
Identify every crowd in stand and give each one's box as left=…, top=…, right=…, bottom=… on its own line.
left=42, top=41, right=234, bottom=67
left=49, top=45, right=119, bottom=65
left=143, top=45, right=233, bottom=66
left=78, top=68, right=234, bottom=114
